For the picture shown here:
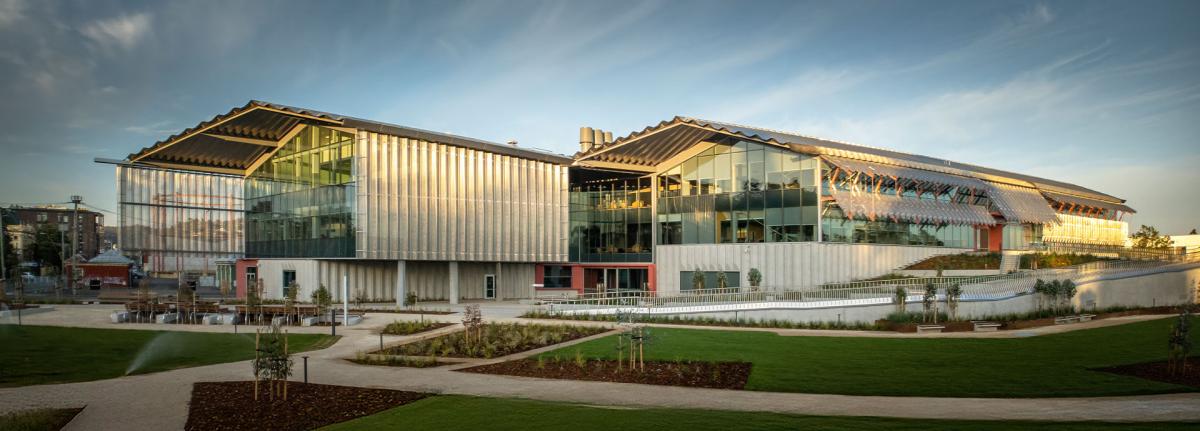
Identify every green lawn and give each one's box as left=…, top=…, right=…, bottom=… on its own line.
left=0, top=325, right=337, bottom=387
left=538, top=317, right=1199, bottom=398
left=0, top=408, right=80, bottom=431
left=321, top=395, right=1199, bottom=431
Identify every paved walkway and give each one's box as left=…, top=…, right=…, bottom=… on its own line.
left=1, top=304, right=1198, bottom=429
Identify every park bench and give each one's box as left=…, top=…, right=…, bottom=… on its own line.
left=916, top=325, right=945, bottom=334
left=1078, top=314, right=1096, bottom=322
left=1054, top=315, right=1081, bottom=325
left=971, top=321, right=1001, bottom=332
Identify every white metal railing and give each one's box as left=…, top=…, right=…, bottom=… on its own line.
left=542, top=254, right=1200, bottom=314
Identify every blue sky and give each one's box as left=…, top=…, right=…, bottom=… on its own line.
left=0, top=0, right=1197, bottom=233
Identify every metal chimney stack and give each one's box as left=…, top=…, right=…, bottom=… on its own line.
left=579, top=127, right=594, bottom=153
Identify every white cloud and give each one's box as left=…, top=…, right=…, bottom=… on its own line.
left=0, top=0, right=25, bottom=29
left=124, top=120, right=175, bottom=136
left=81, top=12, right=153, bottom=52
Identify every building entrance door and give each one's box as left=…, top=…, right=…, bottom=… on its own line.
left=484, top=274, right=496, bottom=299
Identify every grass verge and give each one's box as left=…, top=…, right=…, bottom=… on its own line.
left=0, top=408, right=81, bottom=431
left=0, top=325, right=338, bottom=387
left=537, top=316, right=1199, bottom=398
left=320, top=395, right=1199, bottom=430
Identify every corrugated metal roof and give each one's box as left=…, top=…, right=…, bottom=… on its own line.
left=1041, top=190, right=1136, bottom=214
left=126, top=100, right=572, bottom=173
left=578, top=116, right=1131, bottom=210
left=987, top=182, right=1061, bottom=224
left=829, top=189, right=997, bottom=226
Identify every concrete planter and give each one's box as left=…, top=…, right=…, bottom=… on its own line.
left=156, top=313, right=179, bottom=324
left=110, top=311, right=129, bottom=323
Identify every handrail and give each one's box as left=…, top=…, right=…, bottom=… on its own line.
left=542, top=256, right=1200, bottom=312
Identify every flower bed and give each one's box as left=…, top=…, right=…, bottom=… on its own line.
left=382, top=320, right=454, bottom=336
left=185, top=382, right=426, bottom=431
left=461, top=358, right=751, bottom=390
left=1094, top=357, right=1200, bottom=389
left=350, top=354, right=456, bottom=368
left=379, top=323, right=608, bottom=359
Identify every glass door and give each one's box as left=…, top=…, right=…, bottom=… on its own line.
left=484, top=274, right=496, bottom=299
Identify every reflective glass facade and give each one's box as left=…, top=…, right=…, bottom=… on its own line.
left=820, top=206, right=977, bottom=248
left=657, top=139, right=819, bottom=245
left=117, top=165, right=244, bottom=275
left=245, top=126, right=356, bottom=257
left=569, top=177, right=653, bottom=262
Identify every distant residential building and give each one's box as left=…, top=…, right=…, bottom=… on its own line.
left=3, top=206, right=104, bottom=261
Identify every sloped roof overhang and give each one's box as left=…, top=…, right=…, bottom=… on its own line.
left=577, top=116, right=1133, bottom=212
left=126, top=101, right=344, bottom=175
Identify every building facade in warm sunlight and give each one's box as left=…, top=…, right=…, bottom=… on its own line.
left=99, top=102, right=1135, bottom=300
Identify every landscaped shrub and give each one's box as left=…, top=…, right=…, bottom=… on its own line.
left=382, top=320, right=451, bottom=336
left=1019, top=252, right=1113, bottom=269
left=383, top=323, right=606, bottom=359
left=906, top=253, right=1001, bottom=270
left=748, top=268, right=762, bottom=291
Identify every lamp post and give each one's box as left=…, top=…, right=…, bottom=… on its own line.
left=69, top=195, right=81, bottom=295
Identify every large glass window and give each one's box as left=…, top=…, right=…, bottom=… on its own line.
left=542, top=266, right=573, bottom=288
left=820, top=206, right=977, bottom=249
left=657, top=139, right=817, bottom=245
left=245, top=126, right=356, bottom=258
left=569, top=177, right=654, bottom=263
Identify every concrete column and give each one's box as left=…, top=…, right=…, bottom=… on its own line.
left=395, top=260, right=406, bottom=308
left=496, top=262, right=503, bottom=301
left=448, top=261, right=460, bottom=305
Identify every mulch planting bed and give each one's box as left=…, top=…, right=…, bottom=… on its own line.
left=381, top=322, right=456, bottom=335
left=460, top=359, right=752, bottom=390
left=185, top=381, right=427, bottom=431
left=1094, top=357, right=1200, bottom=389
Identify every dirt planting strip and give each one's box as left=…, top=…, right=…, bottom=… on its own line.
left=184, top=382, right=426, bottom=431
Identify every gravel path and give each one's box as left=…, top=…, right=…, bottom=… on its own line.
left=1, top=305, right=1197, bottom=429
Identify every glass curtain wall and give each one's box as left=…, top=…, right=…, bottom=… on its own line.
left=568, top=177, right=653, bottom=262
left=117, top=165, right=244, bottom=275
left=657, top=139, right=818, bottom=245
left=820, top=206, right=976, bottom=248
left=245, top=126, right=356, bottom=258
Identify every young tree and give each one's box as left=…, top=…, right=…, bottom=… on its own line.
left=218, top=279, right=232, bottom=303
left=1033, top=279, right=1047, bottom=312
left=1130, top=225, right=1172, bottom=249
left=921, top=283, right=938, bottom=324
left=747, top=268, right=762, bottom=292
left=691, top=269, right=705, bottom=290
left=1167, top=308, right=1192, bottom=377
left=311, top=283, right=332, bottom=317
left=716, top=271, right=729, bottom=290
left=894, top=287, right=908, bottom=315
left=1059, top=280, right=1077, bottom=314
left=253, top=324, right=293, bottom=401
left=284, top=281, right=300, bottom=325
left=946, top=283, right=963, bottom=321
left=1046, top=280, right=1062, bottom=315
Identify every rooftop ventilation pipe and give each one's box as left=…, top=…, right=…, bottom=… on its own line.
left=579, top=127, right=594, bottom=153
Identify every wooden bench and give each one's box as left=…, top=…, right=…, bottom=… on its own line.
left=916, top=325, right=945, bottom=334
left=971, top=321, right=1001, bottom=332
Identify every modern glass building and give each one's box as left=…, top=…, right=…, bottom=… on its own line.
left=570, top=117, right=1135, bottom=293
left=103, top=101, right=570, bottom=302
left=102, top=104, right=1135, bottom=299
